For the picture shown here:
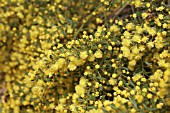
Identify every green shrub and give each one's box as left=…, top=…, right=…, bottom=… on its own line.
left=0, top=0, right=170, bottom=113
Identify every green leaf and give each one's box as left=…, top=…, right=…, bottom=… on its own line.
left=89, top=95, right=96, bottom=100
left=122, top=79, right=131, bottom=89
left=129, top=95, right=138, bottom=109
left=129, top=80, right=135, bottom=87
left=99, top=86, right=103, bottom=91
left=88, top=106, right=95, bottom=109
left=110, top=104, right=118, bottom=110
left=77, top=98, right=85, bottom=102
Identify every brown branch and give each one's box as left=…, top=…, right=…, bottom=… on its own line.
left=113, top=3, right=129, bottom=18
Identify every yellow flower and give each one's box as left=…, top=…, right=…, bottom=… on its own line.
left=17, top=12, right=24, bottom=19
left=51, top=63, right=59, bottom=71
left=162, top=31, right=167, bottom=36
left=110, top=24, right=120, bottom=34
left=141, top=36, right=149, bottom=43
left=125, top=23, right=134, bottom=31
left=130, top=108, right=136, bottom=113
left=147, top=42, right=154, bottom=48
left=132, top=74, right=141, bottom=82
left=94, top=49, right=103, bottom=58
left=105, top=106, right=111, bottom=111
left=136, top=95, right=143, bottom=103
left=156, top=6, right=164, bottom=11
left=109, top=78, right=116, bottom=85
left=112, top=73, right=117, bottom=78
left=122, top=39, right=131, bottom=46
left=142, top=88, right=147, bottom=93
left=154, top=18, right=161, bottom=26
left=32, top=86, right=44, bottom=96
left=153, top=69, right=163, bottom=80
left=158, top=14, right=164, bottom=20
left=69, top=105, right=76, bottom=111
left=69, top=56, right=84, bottom=66
left=157, top=59, right=165, bottom=67
left=80, top=51, right=88, bottom=59
left=123, top=31, right=131, bottom=38
left=57, top=43, right=63, bottom=48
left=139, top=45, right=145, bottom=51
left=147, top=93, right=152, bottom=99
left=108, top=46, right=112, bottom=51
left=67, top=25, right=73, bottom=33
left=129, top=60, right=136, bottom=66
left=163, top=69, right=170, bottom=81
left=118, top=20, right=123, bottom=26
left=131, top=46, right=139, bottom=54
left=72, top=93, right=78, bottom=100
left=84, top=69, right=93, bottom=75
left=146, top=3, right=150, bottom=7
left=130, top=90, right=135, bottom=95
left=103, top=100, right=111, bottom=106
left=148, top=28, right=156, bottom=36
left=121, top=47, right=130, bottom=58
left=111, top=41, right=115, bottom=46
left=136, top=86, right=140, bottom=91
left=75, top=85, right=85, bottom=96
left=142, top=12, right=148, bottom=19
left=141, top=77, right=146, bottom=82
left=121, top=98, right=129, bottom=104
left=95, top=64, right=100, bottom=69
left=135, top=0, right=142, bottom=7
left=136, top=25, right=143, bottom=34
left=95, top=82, right=100, bottom=88
left=160, top=50, right=169, bottom=58
left=59, top=98, right=66, bottom=104
left=156, top=103, right=164, bottom=109
left=37, top=80, right=45, bottom=86
left=118, top=81, right=123, bottom=86
left=132, top=35, right=141, bottom=43
left=68, top=62, right=77, bottom=71
left=79, top=77, right=87, bottom=87
left=132, top=13, right=137, bottom=18
left=57, top=58, right=66, bottom=68
left=163, top=23, right=168, bottom=28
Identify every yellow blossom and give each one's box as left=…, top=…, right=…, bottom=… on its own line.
left=79, top=77, right=87, bottom=87
left=123, top=31, right=131, bottom=38
left=132, top=74, right=141, bottom=82
left=158, top=14, right=164, bottom=20
left=156, top=103, right=164, bottom=109
left=122, top=38, right=131, bottom=46
left=142, top=12, right=148, bottom=19
left=68, top=62, right=77, bottom=71
left=147, top=42, right=154, bottom=48
left=129, top=60, right=136, bottom=66
left=146, top=3, right=150, bottom=7
left=95, top=64, right=100, bottom=69
left=147, top=93, right=152, bottom=99
left=75, top=85, right=85, bottom=96
left=110, top=24, right=120, bottom=34
left=80, top=51, right=88, bottom=59
left=125, top=23, right=134, bottom=31
left=94, top=49, right=103, bottom=58
left=109, top=78, right=116, bottom=85
left=108, top=46, right=112, bottom=50
left=132, top=35, right=141, bottom=43
left=87, top=54, right=95, bottom=61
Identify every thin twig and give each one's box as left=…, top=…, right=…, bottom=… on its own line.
left=112, top=2, right=129, bottom=20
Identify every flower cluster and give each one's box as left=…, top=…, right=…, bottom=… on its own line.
left=0, top=0, right=170, bottom=113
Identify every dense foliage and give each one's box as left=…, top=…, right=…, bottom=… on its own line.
left=0, top=0, right=170, bottom=113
